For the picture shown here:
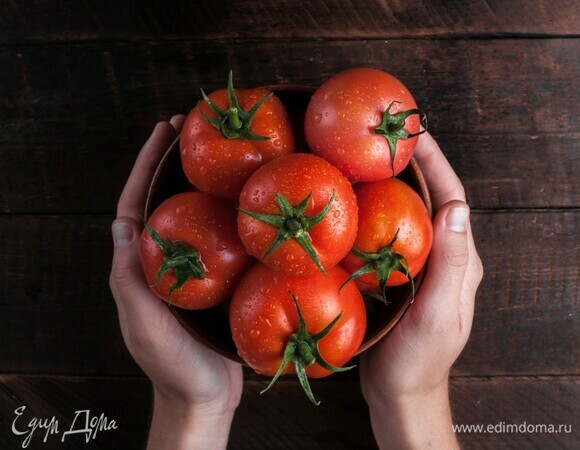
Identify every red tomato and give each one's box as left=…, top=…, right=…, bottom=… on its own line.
left=230, top=262, right=366, bottom=404
left=180, top=72, right=295, bottom=199
left=237, top=153, right=358, bottom=276
left=341, top=178, right=433, bottom=301
left=305, top=67, right=426, bottom=181
left=140, top=192, right=252, bottom=310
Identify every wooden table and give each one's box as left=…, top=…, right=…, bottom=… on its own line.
left=1, top=1, right=578, bottom=448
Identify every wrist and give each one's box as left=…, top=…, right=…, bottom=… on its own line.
left=367, top=379, right=459, bottom=450
left=147, top=388, right=237, bottom=450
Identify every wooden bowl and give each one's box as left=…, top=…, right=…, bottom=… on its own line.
left=144, top=85, right=432, bottom=363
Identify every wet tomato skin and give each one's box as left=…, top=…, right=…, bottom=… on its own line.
left=237, top=153, right=358, bottom=276
left=180, top=87, right=295, bottom=200
left=230, top=262, right=366, bottom=378
left=305, top=67, right=422, bottom=181
left=140, top=192, right=252, bottom=309
left=342, top=177, right=433, bottom=292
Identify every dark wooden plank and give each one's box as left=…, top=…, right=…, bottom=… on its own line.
left=1, top=0, right=579, bottom=44
left=0, top=211, right=577, bottom=376
left=0, top=375, right=152, bottom=449
left=0, top=215, right=141, bottom=376
left=0, top=376, right=578, bottom=449
left=450, top=377, right=579, bottom=449
left=453, top=211, right=579, bottom=376
left=1, top=39, right=578, bottom=214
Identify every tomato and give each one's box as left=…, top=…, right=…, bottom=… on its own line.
left=180, top=71, right=295, bottom=199
left=341, top=177, right=433, bottom=302
left=304, top=67, right=426, bottom=181
left=237, top=153, right=358, bottom=276
left=140, top=192, right=252, bottom=309
left=230, top=262, right=366, bottom=404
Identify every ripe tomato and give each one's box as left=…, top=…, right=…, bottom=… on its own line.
left=304, top=67, right=426, bottom=181
left=140, top=192, right=252, bottom=310
left=341, top=177, right=433, bottom=302
left=230, top=262, right=366, bottom=404
left=237, top=153, right=358, bottom=276
left=180, top=71, right=295, bottom=199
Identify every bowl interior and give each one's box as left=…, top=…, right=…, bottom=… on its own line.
left=145, top=85, right=432, bottom=363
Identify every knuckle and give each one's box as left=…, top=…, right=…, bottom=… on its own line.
left=110, top=265, right=139, bottom=290
left=443, top=247, right=469, bottom=269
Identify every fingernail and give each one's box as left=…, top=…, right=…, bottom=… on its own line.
left=446, top=206, right=469, bottom=233
left=112, top=221, right=133, bottom=247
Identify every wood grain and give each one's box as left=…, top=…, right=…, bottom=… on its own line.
left=0, top=211, right=576, bottom=376
left=1, top=0, right=579, bottom=44
left=1, top=39, right=578, bottom=213
left=0, top=375, right=577, bottom=449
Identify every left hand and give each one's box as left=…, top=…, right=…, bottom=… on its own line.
left=109, top=116, right=242, bottom=448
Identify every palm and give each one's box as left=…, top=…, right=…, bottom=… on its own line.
left=122, top=288, right=243, bottom=407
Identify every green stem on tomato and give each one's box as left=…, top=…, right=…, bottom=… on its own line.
left=374, top=101, right=428, bottom=176
left=144, top=223, right=205, bottom=301
left=340, top=229, right=415, bottom=304
left=197, top=70, right=272, bottom=140
left=260, top=291, right=354, bottom=405
left=239, top=190, right=335, bottom=274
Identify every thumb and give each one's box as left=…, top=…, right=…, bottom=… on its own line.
left=110, top=217, right=149, bottom=298
left=418, top=200, right=470, bottom=313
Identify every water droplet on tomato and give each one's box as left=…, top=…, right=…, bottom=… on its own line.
left=199, top=166, right=208, bottom=175
left=216, top=240, right=228, bottom=251
left=332, top=209, right=341, bottom=218
left=337, top=148, right=346, bottom=155
left=314, top=114, right=322, bottom=123
left=272, top=138, right=281, bottom=148
left=249, top=329, right=260, bottom=338
left=176, top=205, right=187, bottom=215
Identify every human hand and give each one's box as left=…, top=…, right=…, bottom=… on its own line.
left=359, top=132, right=483, bottom=449
left=109, top=117, right=242, bottom=449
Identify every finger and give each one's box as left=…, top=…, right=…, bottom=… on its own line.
left=117, top=121, right=178, bottom=221
left=458, top=218, right=484, bottom=334
left=414, top=132, right=466, bottom=210
left=170, top=114, right=186, bottom=133
left=415, top=200, right=470, bottom=326
left=110, top=217, right=167, bottom=318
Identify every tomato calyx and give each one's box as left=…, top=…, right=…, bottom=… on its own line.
left=144, top=223, right=205, bottom=299
left=341, top=229, right=415, bottom=304
left=261, top=291, right=354, bottom=405
left=197, top=70, right=273, bottom=141
left=239, top=190, right=336, bottom=273
left=374, top=101, right=428, bottom=176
